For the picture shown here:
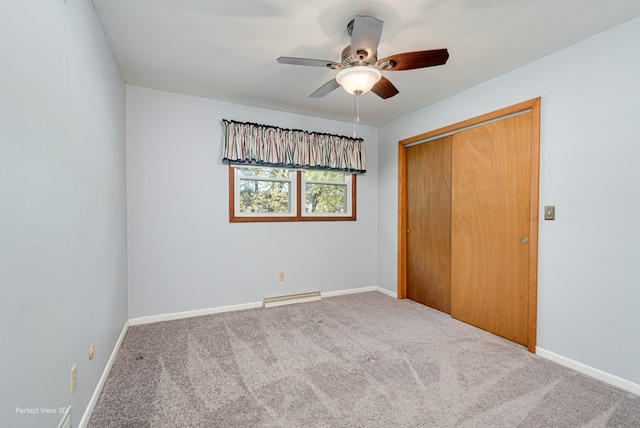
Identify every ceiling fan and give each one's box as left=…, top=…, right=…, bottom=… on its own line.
left=277, top=15, right=449, bottom=100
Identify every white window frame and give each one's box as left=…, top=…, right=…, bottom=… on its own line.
left=233, top=165, right=297, bottom=218
left=301, top=172, right=352, bottom=217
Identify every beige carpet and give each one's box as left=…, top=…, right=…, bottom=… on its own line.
left=88, top=292, right=640, bottom=427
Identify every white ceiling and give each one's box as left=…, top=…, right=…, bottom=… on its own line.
left=93, top=0, right=640, bottom=126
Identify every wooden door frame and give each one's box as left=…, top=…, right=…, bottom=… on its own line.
left=397, top=98, right=541, bottom=352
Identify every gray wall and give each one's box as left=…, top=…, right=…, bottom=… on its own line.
left=377, top=16, right=640, bottom=386
left=126, top=86, right=378, bottom=318
left=0, top=1, right=127, bottom=427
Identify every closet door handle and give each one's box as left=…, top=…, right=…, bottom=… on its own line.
left=521, top=237, right=529, bottom=243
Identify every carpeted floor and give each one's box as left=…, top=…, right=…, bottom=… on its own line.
left=88, top=292, right=640, bottom=427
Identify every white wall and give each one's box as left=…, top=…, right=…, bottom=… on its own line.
left=126, top=86, right=378, bottom=318
left=0, top=1, right=127, bottom=427
left=378, top=16, right=640, bottom=386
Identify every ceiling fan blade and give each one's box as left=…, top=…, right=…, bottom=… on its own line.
left=277, top=57, right=341, bottom=69
left=378, top=49, right=449, bottom=71
left=310, top=79, right=341, bottom=98
left=371, top=76, right=399, bottom=99
left=350, top=15, right=383, bottom=62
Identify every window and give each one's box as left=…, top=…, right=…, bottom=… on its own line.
left=229, top=165, right=356, bottom=222
left=302, top=170, right=351, bottom=216
left=236, top=167, right=296, bottom=217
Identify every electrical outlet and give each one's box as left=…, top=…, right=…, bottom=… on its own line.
left=70, top=364, right=77, bottom=394
left=278, top=272, right=285, bottom=281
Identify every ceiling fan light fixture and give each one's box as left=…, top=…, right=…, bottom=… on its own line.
left=336, top=66, right=381, bottom=95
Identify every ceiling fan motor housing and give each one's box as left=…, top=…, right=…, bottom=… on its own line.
left=341, top=46, right=377, bottom=67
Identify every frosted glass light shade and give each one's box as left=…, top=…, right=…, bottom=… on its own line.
left=336, top=66, right=382, bottom=94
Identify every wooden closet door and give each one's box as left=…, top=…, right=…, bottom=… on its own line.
left=406, top=136, right=452, bottom=314
left=451, top=113, right=532, bottom=345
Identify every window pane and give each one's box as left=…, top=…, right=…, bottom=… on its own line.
left=239, top=180, right=290, bottom=213
left=305, top=183, right=347, bottom=213
left=304, top=170, right=346, bottom=182
left=238, top=167, right=290, bottom=179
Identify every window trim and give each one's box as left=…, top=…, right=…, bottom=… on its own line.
left=229, top=165, right=356, bottom=223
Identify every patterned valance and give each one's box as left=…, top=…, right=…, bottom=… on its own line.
left=222, top=120, right=366, bottom=173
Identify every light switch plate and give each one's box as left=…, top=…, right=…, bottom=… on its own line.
left=544, top=205, right=555, bottom=220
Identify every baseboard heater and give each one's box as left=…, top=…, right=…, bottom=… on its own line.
left=263, top=290, right=321, bottom=308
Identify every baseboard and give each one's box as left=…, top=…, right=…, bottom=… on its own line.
left=376, top=286, right=398, bottom=299
left=79, top=321, right=129, bottom=428
left=321, top=286, right=397, bottom=299
left=128, top=301, right=264, bottom=326
left=130, top=287, right=392, bottom=326
left=536, top=347, right=640, bottom=396
left=321, top=286, right=377, bottom=297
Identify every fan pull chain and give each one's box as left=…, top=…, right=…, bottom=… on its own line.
left=353, top=91, right=362, bottom=138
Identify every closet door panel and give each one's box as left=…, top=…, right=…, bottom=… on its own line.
left=451, top=113, right=532, bottom=345
left=406, top=137, right=452, bottom=314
